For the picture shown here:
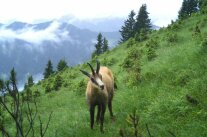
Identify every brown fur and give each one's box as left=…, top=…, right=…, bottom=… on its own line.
left=85, top=66, right=115, bottom=133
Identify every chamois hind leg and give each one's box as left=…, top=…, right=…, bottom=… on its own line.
left=96, top=105, right=101, bottom=124
left=108, top=100, right=114, bottom=119
left=90, top=105, right=95, bottom=129
left=100, top=104, right=106, bottom=133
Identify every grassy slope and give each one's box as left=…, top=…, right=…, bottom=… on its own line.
left=29, top=14, right=207, bottom=137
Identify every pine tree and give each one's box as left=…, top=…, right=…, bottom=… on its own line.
left=134, top=4, right=151, bottom=34
left=57, top=59, right=68, bottom=72
left=178, top=0, right=198, bottom=19
left=95, top=33, right=103, bottom=56
left=27, top=75, right=34, bottom=87
left=43, top=60, right=54, bottom=79
left=119, top=10, right=136, bottom=42
left=200, top=0, right=207, bottom=13
left=102, top=37, right=109, bottom=53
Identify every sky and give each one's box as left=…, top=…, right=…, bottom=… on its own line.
left=0, top=0, right=183, bottom=26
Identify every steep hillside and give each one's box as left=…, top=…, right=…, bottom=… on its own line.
left=3, top=14, right=207, bottom=137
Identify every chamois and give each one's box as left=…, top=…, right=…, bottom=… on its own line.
left=80, top=60, right=115, bottom=133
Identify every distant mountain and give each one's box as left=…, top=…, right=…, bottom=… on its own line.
left=0, top=20, right=120, bottom=86
left=69, top=18, right=125, bottom=32
left=68, top=17, right=160, bottom=32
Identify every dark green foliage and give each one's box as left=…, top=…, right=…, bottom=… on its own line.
left=201, top=38, right=207, bottom=48
left=192, top=25, right=202, bottom=41
left=24, top=75, right=34, bottom=89
left=34, top=90, right=41, bottom=98
left=102, top=57, right=116, bottom=66
left=73, top=79, right=86, bottom=95
left=186, top=94, right=199, bottom=105
left=134, top=4, right=151, bottom=34
left=147, top=46, right=157, bottom=61
left=92, top=33, right=109, bottom=57
left=94, top=33, right=103, bottom=56
left=168, top=21, right=182, bottom=31
left=126, top=38, right=136, bottom=48
left=119, top=10, right=136, bottom=42
left=135, top=28, right=148, bottom=42
left=22, top=87, right=33, bottom=102
left=178, top=0, right=198, bottom=19
left=166, top=32, right=178, bottom=43
left=57, top=59, right=68, bottom=72
left=122, top=48, right=142, bottom=85
left=53, top=75, right=62, bottom=91
left=43, top=60, right=54, bottom=79
left=119, top=109, right=140, bottom=137
left=103, top=37, right=109, bottom=52
left=200, top=0, right=207, bottom=14
left=145, top=38, right=159, bottom=49
left=45, top=84, right=52, bottom=93
left=122, top=48, right=141, bottom=69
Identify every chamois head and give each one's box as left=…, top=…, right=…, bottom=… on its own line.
left=80, top=60, right=104, bottom=90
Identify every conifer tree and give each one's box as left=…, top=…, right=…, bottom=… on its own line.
left=178, top=0, right=198, bottom=19
left=27, top=75, right=34, bottom=87
left=57, top=59, right=68, bottom=72
left=119, top=10, right=136, bottom=42
left=102, top=37, right=109, bottom=52
left=134, top=4, right=151, bottom=34
left=94, top=33, right=103, bottom=56
left=43, top=60, right=54, bottom=79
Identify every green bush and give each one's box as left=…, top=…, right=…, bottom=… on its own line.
left=145, top=38, right=159, bottom=49
left=127, top=38, right=136, bottom=48
left=34, top=90, right=41, bottom=98
left=122, top=47, right=142, bottom=85
left=102, top=57, right=116, bottom=66
left=73, top=79, right=86, bottom=95
left=201, top=38, right=207, bottom=48
left=192, top=25, right=202, bottom=41
left=147, top=46, right=157, bottom=61
left=166, top=32, right=178, bottom=43
left=45, top=84, right=52, bottom=93
left=122, top=48, right=141, bottom=70
left=53, top=75, right=62, bottom=91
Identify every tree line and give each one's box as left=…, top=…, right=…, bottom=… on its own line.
left=119, top=4, right=152, bottom=43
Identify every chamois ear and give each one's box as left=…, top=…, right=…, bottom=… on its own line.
left=80, top=69, right=91, bottom=78
left=96, top=60, right=100, bottom=74
left=87, top=63, right=95, bottom=75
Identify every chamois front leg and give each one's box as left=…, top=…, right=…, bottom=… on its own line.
left=100, top=104, right=106, bottom=133
left=96, top=105, right=101, bottom=124
left=90, top=105, right=95, bottom=129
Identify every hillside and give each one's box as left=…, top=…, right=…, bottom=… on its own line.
left=2, top=13, right=207, bottom=137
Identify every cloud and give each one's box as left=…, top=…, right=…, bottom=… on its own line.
left=0, top=0, right=182, bottom=27
left=0, top=21, right=73, bottom=53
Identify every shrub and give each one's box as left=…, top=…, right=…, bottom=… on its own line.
left=45, top=84, right=52, bottom=93
left=122, top=48, right=141, bottom=70
left=34, top=90, right=41, bottom=98
left=166, top=32, right=178, bottom=43
left=122, top=48, right=142, bottom=85
left=73, top=79, right=86, bottom=95
left=145, top=38, right=159, bottom=49
left=119, top=109, right=140, bottom=137
left=147, top=46, right=157, bottom=61
left=192, top=25, right=202, bottom=41
left=127, top=38, right=136, bottom=48
left=53, top=75, right=62, bottom=91
left=135, top=29, right=148, bottom=42
left=102, top=57, right=116, bottom=66
left=201, top=38, right=207, bottom=48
